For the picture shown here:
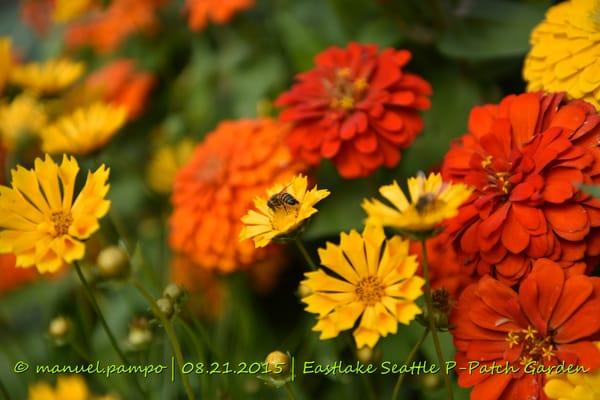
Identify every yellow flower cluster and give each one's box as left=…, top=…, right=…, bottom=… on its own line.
left=524, top=0, right=600, bottom=110
left=29, top=375, right=118, bottom=400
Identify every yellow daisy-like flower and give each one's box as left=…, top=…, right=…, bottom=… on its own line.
left=0, top=37, right=12, bottom=93
left=29, top=375, right=119, bottom=400
left=362, top=172, right=472, bottom=233
left=544, top=343, right=600, bottom=400
left=146, top=139, right=195, bottom=194
left=10, top=59, right=84, bottom=94
left=40, top=102, right=126, bottom=155
left=301, top=225, right=424, bottom=348
left=0, top=155, right=110, bottom=273
left=53, top=0, right=94, bottom=23
left=524, top=0, right=600, bottom=110
left=239, top=174, right=330, bottom=248
left=0, top=93, right=47, bottom=150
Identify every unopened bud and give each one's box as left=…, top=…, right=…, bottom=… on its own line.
left=265, top=351, right=290, bottom=379
left=49, top=316, right=71, bottom=345
left=156, top=297, right=174, bottom=319
left=297, top=283, right=312, bottom=298
left=432, top=288, right=451, bottom=330
left=163, top=283, right=184, bottom=302
left=128, top=317, right=153, bottom=349
left=421, top=372, right=442, bottom=390
left=356, top=346, right=373, bottom=363
left=97, top=246, right=129, bottom=279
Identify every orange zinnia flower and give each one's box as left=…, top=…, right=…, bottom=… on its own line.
left=65, top=0, right=166, bottom=53
left=85, top=59, right=154, bottom=119
left=409, top=234, right=476, bottom=301
left=169, top=118, right=304, bottom=272
left=185, top=0, right=255, bottom=31
left=451, top=259, right=600, bottom=400
left=0, top=254, right=39, bottom=294
left=442, top=92, right=600, bottom=285
left=276, top=42, right=432, bottom=178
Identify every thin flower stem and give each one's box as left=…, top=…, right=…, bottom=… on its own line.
left=294, top=238, right=317, bottom=270
left=420, top=240, right=454, bottom=400
left=284, top=382, right=297, bottom=400
left=0, top=377, right=12, bottom=400
left=69, top=341, right=91, bottom=362
left=72, top=261, right=146, bottom=398
left=132, top=280, right=196, bottom=400
left=391, top=328, right=429, bottom=400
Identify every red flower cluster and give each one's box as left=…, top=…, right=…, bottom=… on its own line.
left=442, top=92, right=600, bottom=285
left=277, top=42, right=432, bottom=178
left=452, top=260, right=600, bottom=400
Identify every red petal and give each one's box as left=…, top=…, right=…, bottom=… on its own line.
left=509, top=93, right=541, bottom=149
left=554, top=299, right=600, bottom=343
left=501, top=210, right=530, bottom=253
left=550, top=274, right=594, bottom=329
left=544, top=203, right=590, bottom=240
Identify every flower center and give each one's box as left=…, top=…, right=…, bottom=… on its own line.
left=480, top=156, right=513, bottom=194
left=415, top=192, right=444, bottom=214
left=327, top=68, right=368, bottom=111
left=355, top=276, right=385, bottom=306
left=506, top=326, right=556, bottom=365
left=196, top=154, right=223, bottom=183
left=51, top=210, right=73, bottom=237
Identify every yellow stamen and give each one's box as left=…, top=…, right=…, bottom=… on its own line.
left=339, top=96, right=354, bottom=110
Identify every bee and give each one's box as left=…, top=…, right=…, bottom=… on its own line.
left=267, top=184, right=299, bottom=212
left=415, top=193, right=436, bottom=213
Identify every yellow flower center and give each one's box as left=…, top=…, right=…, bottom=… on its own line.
left=51, top=210, right=73, bottom=237
left=506, top=326, right=556, bottom=365
left=355, top=276, right=385, bottom=306
left=328, top=68, right=368, bottom=112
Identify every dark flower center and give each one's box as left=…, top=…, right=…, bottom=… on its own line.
left=506, top=326, right=555, bottom=365
left=326, top=68, right=368, bottom=111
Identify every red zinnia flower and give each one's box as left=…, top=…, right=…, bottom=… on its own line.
left=442, top=92, right=600, bottom=285
left=276, top=42, right=432, bottom=179
left=0, top=254, right=39, bottom=294
left=451, top=259, right=600, bottom=400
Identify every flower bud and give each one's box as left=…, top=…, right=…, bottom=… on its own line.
left=432, top=288, right=452, bottom=330
left=356, top=346, right=373, bottom=363
left=97, top=246, right=129, bottom=279
left=48, top=316, right=71, bottom=345
left=297, top=283, right=312, bottom=298
left=421, top=372, right=442, bottom=390
left=156, top=297, right=174, bottom=319
left=163, top=283, right=184, bottom=302
left=265, top=351, right=290, bottom=378
left=128, top=317, right=153, bottom=349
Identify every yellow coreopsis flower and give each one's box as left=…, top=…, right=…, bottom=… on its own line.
left=524, top=0, right=600, bottom=111
left=544, top=343, right=600, bottom=400
left=0, top=155, right=110, bottom=273
left=0, top=93, right=47, bottom=149
left=0, top=37, right=12, bottom=93
left=10, top=59, right=84, bottom=94
left=146, top=139, right=195, bottom=194
left=29, top=375, right=119, bottom=400
left=362, top=172, right=472, bottom=233
left=239, top=174, right=330, bottom=248
left=40, top=102, right=126, bottom=155
left=301, top=225, right=424, bottom=348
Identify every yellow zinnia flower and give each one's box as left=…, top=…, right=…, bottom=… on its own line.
left=0, top=93, right=47, bottom=150
left=544, top=343, right=600, bottom=400
left=362, top=172, right=472, bottom=233
left=29, top=375, right=119, bottom=400
left=0, top=155, right=110, bottom=273
left=0, top=37, right=12, bottom=93
left=10, top=59, right=84, bottom=94
left=146, top=139, right=195, bottom=194
left=301, top=225, right=424, bottom=348
left=239, top=174, right=330, bottom=248
left=524, top=0, right=600, bottom=110
left=40, top=102, right=126, bottom=155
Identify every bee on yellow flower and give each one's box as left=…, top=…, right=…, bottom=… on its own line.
left=362, top=172, right=472, bottom=235
left=10, top=59, right=84, bottom=94
left=0, top=155, right=110, bottom=273
left=40, top=102, right=126, bottom=155
left=240, top=174, right=330, bottom=248
left=0, top=93, right=47, bottom=150
left=301, top=225, right=424, bottom=348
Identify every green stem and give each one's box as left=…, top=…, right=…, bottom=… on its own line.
left=284, top=382, right=297, bottom=400
left=294, top=238, right=316, bottom=270
left=420, top=240, right=454, bottom=400
left=72, top=261, right=146, bottom=397
left=132, top=280, right=196, bottom=400
left=391, top=328, right=429, bottom=400
left=0, top=377, right=11, bottom=400
left=69, top=341, right=91, bottom=362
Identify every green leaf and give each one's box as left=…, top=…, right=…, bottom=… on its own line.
left=438, top=0, right=548, bottom=60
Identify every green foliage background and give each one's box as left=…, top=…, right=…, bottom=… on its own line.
left=0, top=0, right=553, bottom=399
